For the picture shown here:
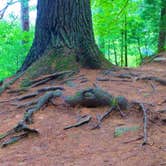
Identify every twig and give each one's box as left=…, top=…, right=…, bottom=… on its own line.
left=64, top=115, right=92, bottom=130
left=0, top=0, right=18, bottom=19
left=150, top=81, right=156, bottom=93
left=123, top=136, right=144, bottom=144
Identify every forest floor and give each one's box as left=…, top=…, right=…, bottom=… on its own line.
left=0, top=53, right=166, bottom=166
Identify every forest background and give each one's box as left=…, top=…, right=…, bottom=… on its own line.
left=0, top=0, right=165, bottom=80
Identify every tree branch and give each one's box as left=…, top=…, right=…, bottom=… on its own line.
left=0, top=0, right=19, bottom=20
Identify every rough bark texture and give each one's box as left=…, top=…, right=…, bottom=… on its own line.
left=20, top=0, right=102, bottom=72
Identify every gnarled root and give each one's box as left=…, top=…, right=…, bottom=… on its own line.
left=0, top=90, right=63, bottom=148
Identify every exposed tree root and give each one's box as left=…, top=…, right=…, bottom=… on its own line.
left=65, top=87, right=128, bottom=109
left=16, top=100, right=38, bottom=109
left=109, top=79, right=132, bottom=83
left=1, top=133, right=33, bottom=148
left=30, top=70, right=75, bottom=87
left=65, top=88, right=129, bottom=130
left=31, top=78, right=51, bottom=87
left=65, top=87, right=151, bottom=145
left=7, top=88, right=29, bottom=94
left=139, top=103, right=148, bottom=145
left=136, top=76, right=166, bottom=85
left=1, top=123, right=39, bottom=148
left=37, top=86, right=64, bottom=93
left=0, top=122, right=39, bottom=141
left=96, top=77, right=110, bottom=81
left=0, top=72, right=24, bottom=95
left=0, top=86, right=64, bottom=103
left=65, top=87, right=114, bottom=107
left=91, top=106, right=115, bottom=129
left=113, top=73, right=166, bottom=86
left=131, top=101, right=149, bottom=145
left=23, top=90, right=62, bottom=123
left=19, top=86, right=64, bottom=101
left=0, top=85, right=153, bottom=148
left=18, top=92, right=39, bottom=101
left=0, top=89, right=63, bottom=147
left=80, top=79, right=88, bottom=83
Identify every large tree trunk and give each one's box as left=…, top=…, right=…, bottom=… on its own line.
left=20, top=0, right=103, bottom=72
left=158, top=0, right=166, bottom=53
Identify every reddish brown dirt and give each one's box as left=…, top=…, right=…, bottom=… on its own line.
left=0, top=53, right=166, bottom=166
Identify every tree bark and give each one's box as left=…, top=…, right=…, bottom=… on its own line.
left=20, top=0, right=102, bottom=72
left=20, top=0, right=29, bottom=31
left=120, top=30, right=124, bottom=67
left=124, top=14, right=128, bottom=67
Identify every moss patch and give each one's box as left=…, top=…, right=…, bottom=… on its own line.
left=22, top=48, right=79, bottom=81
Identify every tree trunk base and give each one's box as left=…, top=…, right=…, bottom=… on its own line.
left=23, top=48, right=78, bottom=79
left=20, top=47, right=112, bottom=87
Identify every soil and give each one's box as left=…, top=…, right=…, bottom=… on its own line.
left=0, top=53, right=166, bottom=166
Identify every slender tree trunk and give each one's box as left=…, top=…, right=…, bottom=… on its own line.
left=20, top=0, right=102, bottom=72
left=120, top=30, right=124, bottom=66
left=107, top=40, right=111, bottom=61
left=113, top=41, right=118, bottom=65
left=124, top=14, right=128, bottom=67
left=158, top=0, right=166, bottom=53
left=136, top=37, right=143, bottom=62
left=20, top=0, right=29, bottom=31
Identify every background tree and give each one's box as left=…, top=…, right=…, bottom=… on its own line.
left=158, top=0, right=166, bottom=52
left=20, top=0, right=29, bottom=32
left=92, top=0, right=163, bottom=66
left=0, top=0, right=165, bottom=80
